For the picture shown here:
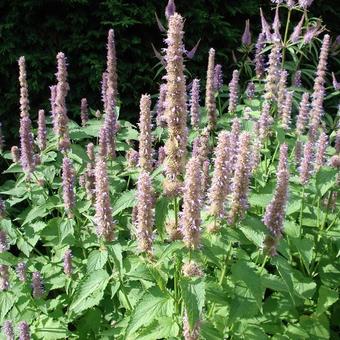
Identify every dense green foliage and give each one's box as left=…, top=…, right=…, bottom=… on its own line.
left=0, top=1, right=340, bottom=339
left=0, top=0, right=339, bottom=143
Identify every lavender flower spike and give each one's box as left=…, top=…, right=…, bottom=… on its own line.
left=228, top=70, right=239, bottom=113
left=18, top=321, right=30, bottom=340
left=11, top=146, right=20, bottom=163
left=101, top=72, right=108, bottom=112
left=259, top=102, right=274, bottom=142
left=180, top=157, right=202, bottom=249
left=264, top=41, right=282, bottom=102
left=207, top=132, right=231, bottom=218
left=272, top=5, right=281, bottom=41
left=315, top=131, right=328, bottom=171
left=254, top=32, right=266, bottom=78
left=16, top=262, right=27, bottom=282
left=94, top=157, right=115, bottom=241
left=18, top=56, right=30, bottom=118
left=213, top=64, right=223, bottom=92
left=106, top=29, right=118, bottom=102
left=263, top=144, right=289, bottom=239
left=138, top=94, right=153, bottom=172
left=299, top=139, right=314, bottom=184
left=242, top=19, right=251, bottom=46
left=0, top=198, right=4, bottom=218
left=19, top=115, right=36, bottom=175
left=32, top=271, right=44, bottom=298
left=0, top=230, right=9, bottom=252
left=165, top=0, right=176, bottom=19
left=205, top=48, right=217, bottom=130
left=156, top=84, right=167, bottom=128
left=296, top=93, right=310, bottom=135
left=163, top=13, right=188, bottom=197
left=299, top=0, right=313, bottom=9
left=190, top=79, right=200, bottom=129
left=136, top=172, right=154, bottom=253
left=2, top=320, right=14, bottom=340
left=260, top=8, right=272, bottom=41
left=293, top=70, right=302, bottom=87
left=37, top=109, right=47, bottom=151
left=228, top=132, right=252, bottom=225
left=62, top=157, right=76, bottom=218
left=64, top=249, right=73, bottom=276
left=332, top=72, right=340, bottom=91
left=290, top=15, right=304, bottom=43
left=277, top=70, right=288, bottom=116
left=0, top=264, right=9, bottom=291
left=281, top=90, right=293, bottom=130
left=80, top=98, right=89, bottom=126
left=246, top=82, right=256, bottom=100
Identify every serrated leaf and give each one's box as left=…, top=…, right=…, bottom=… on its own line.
left=0, top=291, right=18, bottom=323
left=291, top=237, right=314, bottom=269
left=316, top=167, right=337, bottom=196
left=127, top=287, right=174, bottom=335
left=180, top=277, right=205, bottom=330
left=315, top=285, right=338, bottom=316
left=112, top=190, right=136, bottom=216
left=87, top=249, right=108, bottom=272
left=69, top=269, right=110, bottom=315
left=231, top=260, right=264, bottom=312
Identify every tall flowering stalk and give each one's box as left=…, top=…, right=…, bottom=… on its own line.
left=207, top=132, right=231, bottom=218
left=230, top=118, right=241, bottom=171
left=32, top=271, right=44, bottom=298
left=293, top=70, right=302, bottom=87
left=180, top=157, right=202, bottom=249
left=163, top=13, right=188, bottom=197
left=296, top=93, right=310, bottom=135
left=264, top=42, right=282, bottom=102
left=18, top=56, right=30, bottom=118
left=20, top=115, right=36, bottom=175
left=136, top=172, right=154, bottom=253
left=299, top=138, right=314, bottom=184
left=255, top=33, right=266, bottom=78
left=190, top=79, right=200, bottom=128
left=16, top=262, right=27, bottom=282
left=260, top=8, right=272, bottom=41
left=55, top=52, right=70, bottom=151
left=277, top=70, right=288, bottom=115
left=281, top=90, right=293, bottom=130
left=263, top=144, right=289, bottom=255
left=138, top=94, right=153, bottom=172
left=290, top=15, right=305, bottom=43
left=213, top=64, right=223, bottom=91
left=101, top=72, right=108, bottom=112
left=94, top=157, right=115, bottom=241
left=205, top=48, right=217, bottom=130
left=228, top=70, right=239, bottom=113
left=309, top=35, right=330, bottom=137
left=50, top=85, right=58, bottom=131
left=242, top=19, right=251, bottom=46
left=106, top=29, right=118, bottom=102
left=62, top=157, right=76, bottom=218
left=80, top=98, right=89, bottom=126
left=315, top=131, right=328, bottom=171
left=102, top=88, right=117, bottom=159
left=259, top=102, right=274, bottom=141
left=228, top=132, right=252, bottom=225
left=37, top=109, right=47, bottom=151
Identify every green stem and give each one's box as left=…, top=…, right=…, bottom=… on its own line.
left=282, top=8, right=292, bottom=68
left=260, top=255, right=268, bottom=274
left=119, top=277, right=132, bottom=311
left=299, top=187, right=305, bottom=234
left=174, top=197, right=179, bottom=229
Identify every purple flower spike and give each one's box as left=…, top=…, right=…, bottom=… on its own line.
left=165, top=0, right=176, bottom=19
left=16, top=262, right=27, bottom=282
left=2, top=320, right=14, bottom=340
left=242, top=19, right=251, bottom=46
left=0, top=230, right=9, bottom=253
left=332, top=72, right=340, bottom=91
left=32, top=271, right=44, bottom=298
left=246, top=82, right=256, bottom=100
left=299, top=139, right=315, bottom=184
left=290, top=15, right=304, bottom=43
left=20, top=116, right=36, bottom=175
left=37, top=109, right=47, bottom=151
left=255, top=32, right=266, bottom=78
left=190, top=79, right=200, bottom=128
left=299, top=0, right=313, bottom=9
left=80, top=98, right=89, bottom=126
left=228, top=70, right=239, bottom=113
left=18, top=321, right=30, bottom=340
left=213, top=64, right=223, bottom=92
left=64, top=249, right=73, bottom=276
left=62, top=157, right=76, bottom=218
left=0, top=264, right=9, bottom=291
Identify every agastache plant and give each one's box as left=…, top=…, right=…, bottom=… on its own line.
left=205, top=48, right=217, bottom=130
left=163, top=13, right=188, bottom=197
left=228, top=70, right=239, bottom=113
left=213, top=64, right=223, bottom=92
left=32, top=271, right=44, bottom=298
left=18, top=321, right=30, bottom=340
left=62, top=157, right=76, bottom=218
left=2, top=320, right=14, bottom=340
left=37, top=109, right=47, bottom=151
left=242, top=19, right=251, bottom=46
left=80, top=98, right=89, bottom=126
left=18, top=56, right=30, bottom=118
left=190, top=78, right=200, bottom=129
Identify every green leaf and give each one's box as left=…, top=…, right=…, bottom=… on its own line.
left=180, top=277, right=205, bottom=330
left=316, top=167, right=337, bottom=196
left=127, top=287, right=174, bottom=335
left=315, top=286, right=338, bottom=316
left=201, top=320, right=224, bottom=340
left=87, top=249, right=108, bottom=272
left=69, top=269, right=110, bottom=315
left=0, top=252, right=18, bottom=265
left=291, top=237, right=314, bottom=269
left=137, top=317, right=179, bottom=340
left=239, top=216, right=267, bottom=247
left=231, top=260, right=264, bottom=312
left=34, top=317, right=68, bottom=339
left=0, top=291, right=18, bottom=323
left=108, top=243, right=123, bottom=275
left=112, top=190, right=136, bottom=216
